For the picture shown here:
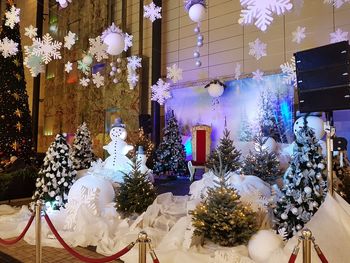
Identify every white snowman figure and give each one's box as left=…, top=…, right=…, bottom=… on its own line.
left=136, top=146, right=154, bottom=183
left=103, top=118, right=133, bottom=176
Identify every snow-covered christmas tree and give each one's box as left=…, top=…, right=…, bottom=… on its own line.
left=33, top=133, right=76, bottom=209
left=241, top=134, right=280, bottom=185
left=191, top=154, right=258, bottom=246
left=238, top=108, right=254, bottom=142
left=273, top=119, right=327, bottom=239
left=334, top=152, right=350, bottom=203
left=153, top=111, right=187, bottom=176
left=116, top=158, right=157, bottom=217
left=70, top=122, right=96, bottom=170
left=206, top=126, right=241, bottom=173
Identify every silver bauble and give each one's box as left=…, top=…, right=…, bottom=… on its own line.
left=197, top=34, right=204, bottom=41
left=197, top=41, right=203, bottom=47
left=195, top=60, right=202, bottom=67
left=194, top=51, right=200, bottom=58
left=194, top=27, right=200, bottom=33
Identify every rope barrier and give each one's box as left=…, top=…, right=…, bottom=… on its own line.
left=148, top=240, right=160, bottom=263
left=313, top=240, right=329, bottom=263
left=44, top=212, right=135, bottom=263
left=288, top=239, right=300, bottom=263
left=0, top=213, right=35, bottom=245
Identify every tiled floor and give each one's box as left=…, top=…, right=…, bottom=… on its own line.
left=0, top=240, right=123, bottom=262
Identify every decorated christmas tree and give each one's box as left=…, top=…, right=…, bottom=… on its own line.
left=273, top=119, right=327, bottom=239
left=153, top=111, right=187, bottom=176
left=0, top=3, right=34, bottom=164
left=191, top=155, right=258, bottom=246
left=116, top=158, right=157, bottom=217
left=70, top=122, right=96, bottom=170
left=241, top=134, right=280, bottom=185
left=238, top=108, right=254, bottom=142
left=206, top=127, right=241, bottom=173
left=33, top=134, right=76, bottom=209
left=333, top=152, right=350, bottom=203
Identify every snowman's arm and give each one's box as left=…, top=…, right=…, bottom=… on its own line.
left=122, top=144, right=134, bottom=155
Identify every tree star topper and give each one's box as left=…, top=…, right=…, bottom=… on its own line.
left=239, top=0, right=293, bottom=32
left=144, top=2, right=162, bottom=22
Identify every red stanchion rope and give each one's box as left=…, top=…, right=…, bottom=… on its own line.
left=288, top=254, right=297, bottom=263
left=44, top=213, right=135, bottom=263
left=0, top=213, right=35, bottom=245
left=153, top=258, right=160, bottom=263
left=314, top=244, right=329, bottom=263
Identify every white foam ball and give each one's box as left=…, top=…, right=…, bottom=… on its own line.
left=248, top=230, right=283, bottom=263
left=188, top=4, right=206, bottom=23
left=207, top=83, right=224, bottom=98
left=294, top=116, right=325, bottom=140
left=103, top=33, right=125, bottom=56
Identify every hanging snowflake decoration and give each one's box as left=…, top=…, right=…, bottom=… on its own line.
left=79, top=77, right=90, bottom=87
left=330, top=28, right=349, bottom=43
left=124, top=32, right=133, bottom=51
left=101, top=23, right=123, bottom=40
left=151, top=78, right=172, bottom=105
left=88, top=36, right=108, bottom=62
left=166, top=64, right=183, bottom=83
left=252, top=69, right=264, bottom=81
left=24, top=25, right=38, bottom=39
left=292, top=26, right=306, bottom=44
left=234, top=63, right=242, bottom=80
left=127, top=56, right=142, bottom=70
left=248, top=38, right=267, bottom=60
left=324, top=0, right=350, bottom=9
left=0, top=37, right=18, bottom=58
left=32, top=33, right=62, bottom=64
left=239, top=0, right=293, bottom=32
left=92, top=72, right=104, bottom=88
left=65, top=61, right=73, bottom=73
left=64, top=31, right=76, bottom=50
left=24, top=44, right=44, bottom=77
left=77, top=60, right=90, bottom=74
left=127, top=72, right=139, bottom=87
left=280, top=56, right=296, bottom=87
left=5, top=5, right=20, bottom=29
left=144, top=2, right=162, bottom=22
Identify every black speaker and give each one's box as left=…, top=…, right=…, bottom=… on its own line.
left=295, top=41, right=350, bottom=112
left=139, top=114, right=152, bottom=134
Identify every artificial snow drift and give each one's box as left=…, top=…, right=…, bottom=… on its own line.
left=0, top=172, right=350, bottom=262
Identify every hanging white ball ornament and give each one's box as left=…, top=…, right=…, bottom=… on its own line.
left=281, top=213, right=288, bottom=220
left=117, top=68, right=122, bottom=74
left=197, top=34, right=204, bottom=41
left=207, top=83, right=224, bottom=98
left=195, top=60, right=202, bottom=67
left=188, top=4, right=206, bottom=23
left=197, top=41, right=203, bottom=47
left=293, top=116, right=325, bottom=140
left=113, top=78, right=119, bottom=84
left=82, top=54, right=93, bottom=65
left=103, top=33, right=125, bottom=56
left=304, top=186, right=312, bottom=194
left=194, top=51, right=200, bottom=58
left=110, top=71, right=115, bottom=76
left=194, top=27, right=200, bottom=33
left=58, top=0, right=68, bottom=8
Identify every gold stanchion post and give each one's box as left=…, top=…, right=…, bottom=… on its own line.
left=138, top=231, right=148, bottom=263
left=35, top=201, right=42, bottom=263
left=301, top=229, right=312, bottom=263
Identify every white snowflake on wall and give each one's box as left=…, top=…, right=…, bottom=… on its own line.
left=239, top=0, right=293, bottom=32
left=32, top=33, right=62, bottom=64
left=252, top=69, right=264, bottom=81
left=24, top=25, right=38, bottom=39
left=330, top=28, right=349, bottom=43
left=144, top=2, right=162, bottom=22
left=151, top=78, right=172, bottom=105
left=88, top=36, right=108, bottom=62
left=65, top=61, right=73, bottom=73
left=124, top=33, right=133, bottom=51
left=292, top=26, right=306, bottom=44
left=280, top=57, right=296, bottom=87
left=248, top=38, right=267, bottom=60
left=5, top=5, right=20, bottom=29
left=64, top=31, right=76, bottom=50
left=0, top=37, right=18, bottom=58
left=79, top=77, right=90, bottom=87
left=166, top=64, right=183, bottom=83
left=127, top=56, right=142, bottom=70
left=324, top=0, right=350, bottom=8
left=92, top=72, right=104, bottom=88
left=234, top=63, right=242, bottom=80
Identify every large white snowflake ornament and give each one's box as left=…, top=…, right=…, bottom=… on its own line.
left=24, top=25, right=38, bottom=39
left=64, top=31, right=76, bottom=50
left=151, top=78, right=172, bottom=105
left=0, top=37, right=18, bottom=58
left=239, top=0, right=293, bottom=32
left=79, top=77, right=90, bottom=87
left=280, top=56, right=296, bottom=87
left=167, top=64, right=183, bottom=83
left=252, top=69, right=264, bottom=81
left=324, top=0, right=350, bottom=8
left=124, top=33, right=133, bottom=52
left=248, top=38, right=267, bottom=60
left=92, top=72, right=104, bottom=88
left=127, top=56, right=142, bottom=70
left=330, top=28, right=349, bottom=43
left=144, top=2, right=162, bottom=22
left=24, top=45, right=44, bottom=77
left=88, top=36, right=108, bottom=62
left=32, top=33, right=62, bottom=64
left=5, top=5, right=20, bottom=29
left=292, top=26, right=306, bottom=44
left=65, top=61, right=73, bottom=73
left=234, top=63, right=242, bottom=80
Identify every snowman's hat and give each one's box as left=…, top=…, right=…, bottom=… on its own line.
left=112, top=117, right=125, bottom=128
left=137, top=146, right=145, bottom=155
